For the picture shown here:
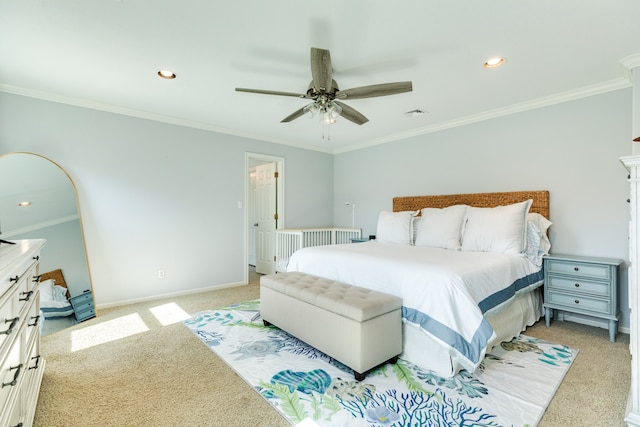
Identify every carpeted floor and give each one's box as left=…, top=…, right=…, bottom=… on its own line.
left=34, top=272, right=631, bottom=426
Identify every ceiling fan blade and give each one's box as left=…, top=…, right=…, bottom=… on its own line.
left=333, top=100, right=369, bottom=125
left=281, top=107, right=307, bottom=123
left=335, top=81, right=413, bottom=100
left=235, top=88, right=307, bottom=98
left=310, top=47, right=333, bottom=92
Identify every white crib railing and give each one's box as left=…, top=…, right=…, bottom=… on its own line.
left=275, top=227, right=362, bottom=272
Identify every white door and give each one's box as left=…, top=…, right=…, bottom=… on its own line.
left=248, top=168, right=257, bottom=266
left=255, top=162, right=277, bottom=274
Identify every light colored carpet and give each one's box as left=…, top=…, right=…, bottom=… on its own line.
left=34, top=274, right=630, bottom=427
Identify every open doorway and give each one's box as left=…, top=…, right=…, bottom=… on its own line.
left=245, top=153, right=285, bottom=283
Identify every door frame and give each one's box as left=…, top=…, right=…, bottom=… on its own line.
left=244, top=152, right=285, bottom=283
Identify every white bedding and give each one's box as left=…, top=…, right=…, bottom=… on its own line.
left=286, top=241, right=544, bottom=374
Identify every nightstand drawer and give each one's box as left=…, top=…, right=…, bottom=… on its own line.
left=75, top=307, right=95, bottom=322
left=69, top=292, right=92, bottom=307
left=547, top=291, right=610, bottom=314
left=546, top=275, right=611, bottom=297
left=545, top=259, right=611, bottom=280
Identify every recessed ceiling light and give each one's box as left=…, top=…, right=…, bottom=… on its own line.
left=18, top=201, right=31, bottom=207
left=157, top=69, right=177, bottom=79
left=483, top=57, right=505, bottom=69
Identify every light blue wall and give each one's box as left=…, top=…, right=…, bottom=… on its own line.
left=1, top=89, right=633, bottom=332
left=334, top=89, right=632, bottom=330
left=0, top=92, right=334, bottom=306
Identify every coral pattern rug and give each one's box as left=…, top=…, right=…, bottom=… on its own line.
left=183, top=300, right=577, bottom=427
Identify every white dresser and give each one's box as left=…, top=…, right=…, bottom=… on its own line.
left=0, top=240, right=46, bottom=427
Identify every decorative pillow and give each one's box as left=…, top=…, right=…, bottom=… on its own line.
left=524, top=213, right=552, bottom=266
left=376, top=210, right=417, bottom=245
left=461, top=199, right=532, bottom=254
left=415, top=205, right=468, bottom=250
left=52, top=285, right=69, bottom=302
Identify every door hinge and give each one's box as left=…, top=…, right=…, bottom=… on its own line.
left=274, top=171, right=279, bottom=178
left=274, top=213, right=279, bottom=220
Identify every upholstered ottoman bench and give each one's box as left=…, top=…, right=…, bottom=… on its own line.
left=260, top=271, right=402, bottom=381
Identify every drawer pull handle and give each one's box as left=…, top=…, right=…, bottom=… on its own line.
left=1, top=317, right=19, bottom=335
left=574, top=283, right=580, bottom=288
left=19, top=290, right=33, bottom=302
left=33, top=255, right=39, bottom=261
left=29, top=355, right=41, bottom=370
left=2, top=364, right=22, bottom=388
left=32, top=275, right=42, bottom=282
left=574, top=267, right=579, bottom=271
left=28, top=315, right=41, bottom=327
left=9, top=275, right=18, bottom=283
left=575, top=299, right=580, bottom=304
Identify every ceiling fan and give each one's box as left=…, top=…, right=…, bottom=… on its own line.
left=235, top=47, right=413, bottom=126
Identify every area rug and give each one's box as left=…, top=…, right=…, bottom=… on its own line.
left=183, top=300, right=577, bottom=427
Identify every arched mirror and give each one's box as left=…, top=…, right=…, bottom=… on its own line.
left=0, top=152, right=95, bottom=335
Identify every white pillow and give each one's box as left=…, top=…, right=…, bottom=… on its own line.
left=38, top=279, right=55, bottom=302
left=461, top=199, right=532, bottom=254
left=415, top=205, right=468, bottom=250
left=376, top=210, right=417, bottom=245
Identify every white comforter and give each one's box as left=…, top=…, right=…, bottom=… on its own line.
left=286, top=241, right=543, bottom=373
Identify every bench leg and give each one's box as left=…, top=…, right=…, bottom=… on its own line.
left=263, top=319, right=272, bottom=327
left=353, top=355, right=400, bottom=381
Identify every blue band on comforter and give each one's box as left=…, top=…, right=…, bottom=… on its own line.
left=401, top=268, right=543, bottom=366
left=402, top=306, right=494, bottom=366
left=478, top=269, right=544, bottom=314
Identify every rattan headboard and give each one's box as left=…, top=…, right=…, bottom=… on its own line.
left=393, top=190, right=549, bottom=219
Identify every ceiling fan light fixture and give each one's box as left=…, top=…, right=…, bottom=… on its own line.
left=157, top=69, right=177, bottom=79
left=483, top=57, right=505, bottom=68
left=18, top=201, right=31, bottom=207
left=324, top=101, right=342, bottom=123
left=303, top=103, right=320, bottom=119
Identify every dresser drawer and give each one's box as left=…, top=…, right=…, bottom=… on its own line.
left=0, top=338, right=22, bottom=414
left=74, top=307, right=95, bottom=322
left=546, top=275, right=611, bottom=297
left=545, top=258, right=611, bottom=280
left=547, top=290, right=611, bottom=315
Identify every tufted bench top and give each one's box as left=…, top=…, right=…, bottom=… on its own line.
left=260, top=271, right=402, bottom=322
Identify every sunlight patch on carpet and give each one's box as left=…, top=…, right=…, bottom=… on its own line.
left=71, top=313, right=149, bottom=351
left=149, top=302, right=191, bottom=326
left=184, top=300, right=577, bottom=427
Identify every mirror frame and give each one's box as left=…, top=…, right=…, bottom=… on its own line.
left=0, top=151, right=96, bottom=314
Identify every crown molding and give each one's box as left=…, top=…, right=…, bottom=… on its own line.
left=333, top=77, right=632, bottom=154
left=1, top=65, right=635, bottom=157
left=0, top=84, right=336, bottom=154
left=1, top=214, right=79, bottom=238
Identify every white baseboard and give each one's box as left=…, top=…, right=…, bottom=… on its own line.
left=95, top=281, right=248, bottom=310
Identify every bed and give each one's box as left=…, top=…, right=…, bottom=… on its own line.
left=39, top=269, right=74, bottom=319
left=286, top=190, right=551, bottom=378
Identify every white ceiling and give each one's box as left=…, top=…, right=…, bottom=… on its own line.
left=2, top=1, right=640, bottom=154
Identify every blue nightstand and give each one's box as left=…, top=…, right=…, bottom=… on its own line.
left=69, top=290, right=96, bottom=322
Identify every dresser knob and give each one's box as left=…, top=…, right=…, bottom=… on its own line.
left=575, top=283, right=580, bottom=287
left=574, top=267, right=579, bottom=271
left=575, top=299, right=580, bottom=304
